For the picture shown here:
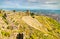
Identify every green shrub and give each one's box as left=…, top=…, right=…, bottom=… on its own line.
left=13, top=10, right=16, bottom=12
left=2, top=13, right=8, bottom=24
left=1, top=30, right=10, bottom=37
left=15, top=22, right=19, bottom=25
left=7, top=26, right=13, bottom=30
left=30, top=13, right=34, bottom=16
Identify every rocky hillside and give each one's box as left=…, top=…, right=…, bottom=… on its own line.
left=0, top=10, right=60, bottom=39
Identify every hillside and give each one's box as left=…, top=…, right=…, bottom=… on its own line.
left=0, top=10, right=60, bottom=39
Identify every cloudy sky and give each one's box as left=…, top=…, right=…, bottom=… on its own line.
left=0, top=0, right=60, bottom=9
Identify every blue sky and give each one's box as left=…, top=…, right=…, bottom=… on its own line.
left=0, top=0, right=60, bottom=9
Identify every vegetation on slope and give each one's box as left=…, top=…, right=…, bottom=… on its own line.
left=0, top=10, right=60, bottom=39
left=35, top=16, right=60, bottom=39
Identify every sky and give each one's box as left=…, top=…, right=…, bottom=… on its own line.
left=0, top=0, right=60, bottom=10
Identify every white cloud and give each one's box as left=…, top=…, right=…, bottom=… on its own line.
left=39, top=4, right=60, bottom=9
left=27, top=0, right=38, bottom=2
left=45, top=1, right=57, bottom=4
left=27, top=0, right=60, bottom=3
left=27, top=0, right=43, bottom=2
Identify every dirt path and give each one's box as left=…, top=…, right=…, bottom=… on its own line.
left=22, top=16, right=48, bottom=34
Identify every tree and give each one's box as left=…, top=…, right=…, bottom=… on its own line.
left=30, top=13, right=34, bottom=16
left=30, top=13, right=35, bottom=18
left=13, top=10, right=16, bottom=12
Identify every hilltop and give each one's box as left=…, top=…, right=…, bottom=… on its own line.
left=0, top=10, right=60, bottom=39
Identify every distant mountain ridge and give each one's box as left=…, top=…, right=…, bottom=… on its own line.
left=0, top=8, right=60, bottom=14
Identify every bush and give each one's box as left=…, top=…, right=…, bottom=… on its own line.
left=1, top=30, right=10, bottom=37
left=30, top=13, right=34, bottom=16
left=13, top=10, right=16, bottom=12
left=30, top=13, right=35, bottom=18
left=15, top=22, right=19, bottom=25
left=2, top=13, right=8, bottom=24
left=7, top=26, right=13, bottom=30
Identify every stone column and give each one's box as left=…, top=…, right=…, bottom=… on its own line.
left=26, top=10, right=30, bottom=16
